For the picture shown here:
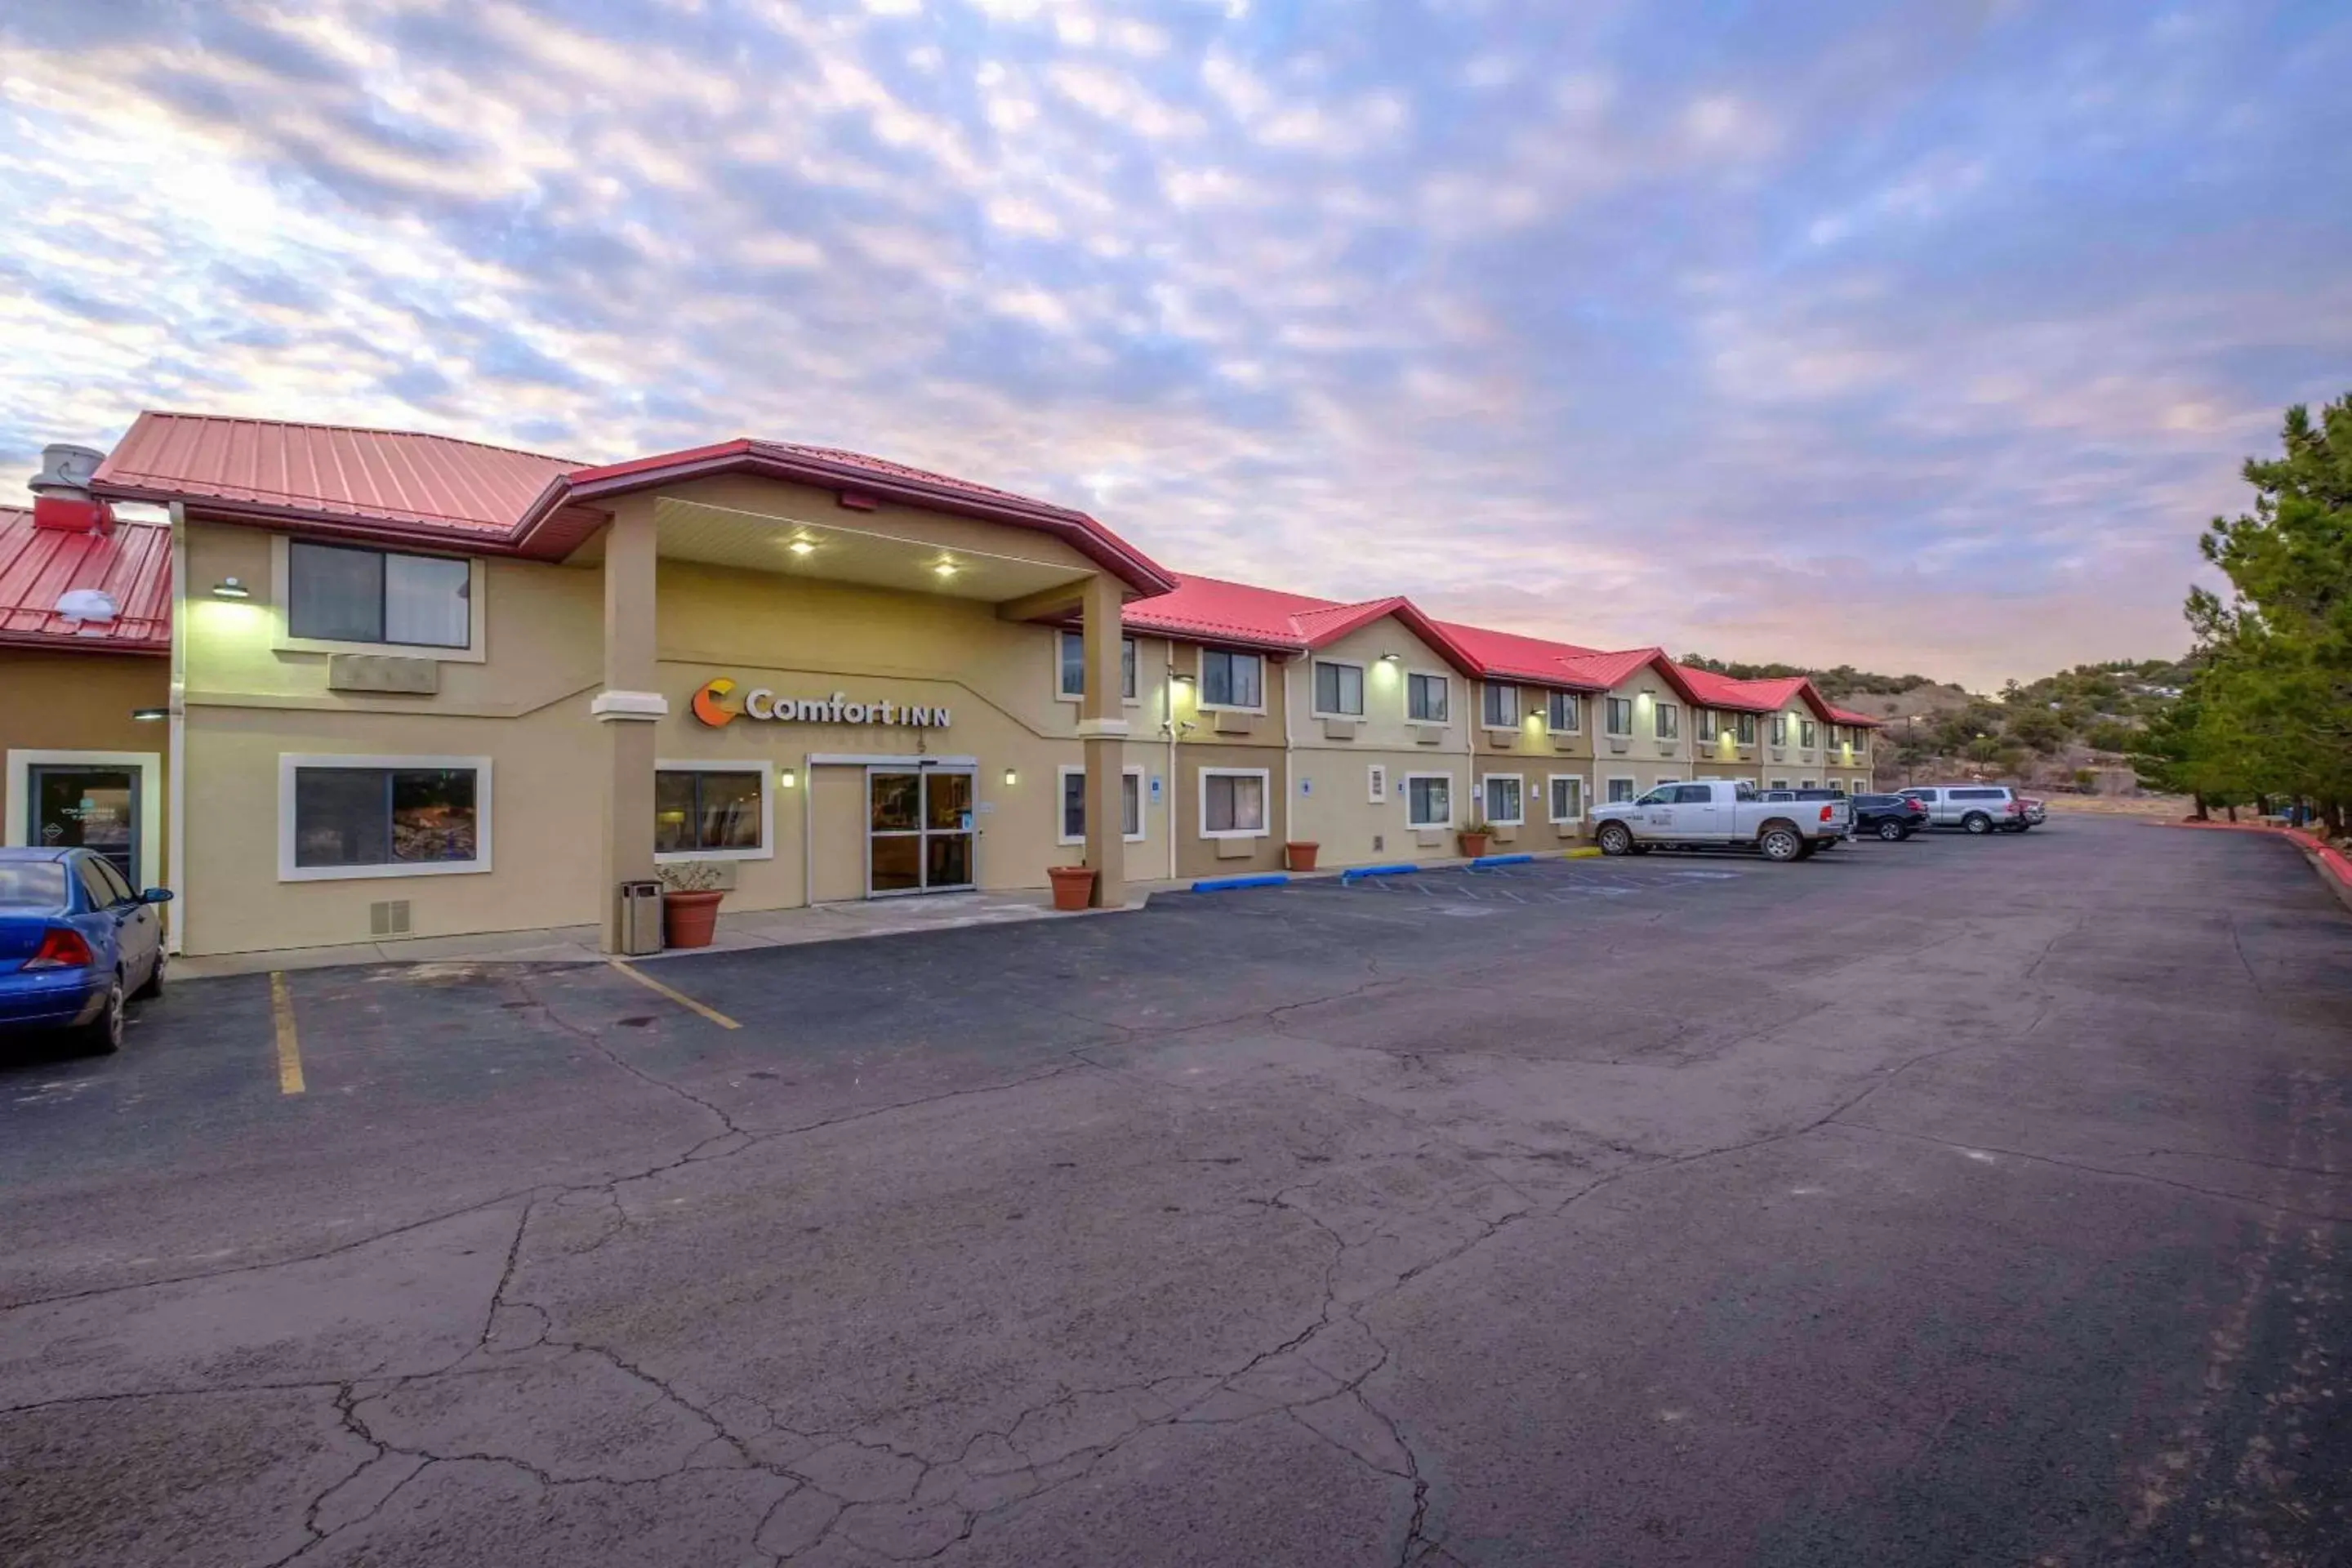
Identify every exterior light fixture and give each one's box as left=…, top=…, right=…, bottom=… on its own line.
left=212, top=577, right=252, bottom=599
left=933, top=559, right=958, bottom=578
left=1170, top=671, right=1195, bottom=685
left=788, top=539, right=816, bottom=556
left=1003, top=768, right=1018, bottom=786
left=1379, top=653, right=1401, bottom=663
left=131, top=706, right=167, bottom=722
left=778, top=768, right=798, bottom=789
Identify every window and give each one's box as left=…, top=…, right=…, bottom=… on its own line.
left=1671, top=784, right=1713, bottom=804
left=1696, top=710, right=1719, bottom=743
left=1654, top=702, right=1680, bottom=741
left=1200, top=650, right=1263, bottom=709
left=1057, top=631, right=1138, bottom=701
left=1735, top=712, right=1757, bottom=745
left=655, top=767, right=768, bottom=858
left=1060, top=765, right=1146, bottom=844
left=1800, top=778, right=1817, bottom=790
left=1605, top=697, right=1634, bottom=736
left=1769, top=777, right=1789, bottom=790
left=1407, top=672, right=1449, bottom=723
left=280, top=756, right=489, bottom=880
left=1405, top=773, right=1451, bottom=828
left=1482, top=684, right=1517, bottom=728
left=288, top=541, right=470, bottom=648
left=1606, top=777, right=1637, bottom=804
left=1482, top=774, right=1523, bottom=825
left=1653, top=777, right=1681, bottom=787
left=1800, top=720, right=1819, bottom=748
left=1312, top=660, right=1365, bottom=717
left=1548, top=692, right=1579, bottom=731
left=77, top=857, right=127, bottom=908
left=1367, top=764, right=1388, bottom=804
left=1548, top=775, right=1584, bottom=822
left=1200, top=768, right=1267, bottom=836
left=0, top=861, right=67, bottom=908
left=1771, top=715, right=1788, bottom=746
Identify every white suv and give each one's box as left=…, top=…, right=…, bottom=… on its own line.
left=1897, top=786, right=2029, bottom=835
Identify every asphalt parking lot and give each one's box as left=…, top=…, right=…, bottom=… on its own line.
left=4, top=817, right=2350, bottom=1566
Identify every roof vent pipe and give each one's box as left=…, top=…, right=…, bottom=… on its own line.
left=28, top=443, right=114, bottom=533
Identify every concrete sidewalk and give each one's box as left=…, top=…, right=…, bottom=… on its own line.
left=171, top=884, right=1177, bottom=979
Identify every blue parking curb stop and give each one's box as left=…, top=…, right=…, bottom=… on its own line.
left=1191, top=873, right=1289, bottom=893
left=1468, top=853, right=1535, bottom=869
left=1340, top=863, right=1419, bottom=881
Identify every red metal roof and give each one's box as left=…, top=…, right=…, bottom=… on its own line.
left=93, top=413, right=1175, bottom=594
left=95, top=412, right=577, bottom=536
left=1431, top=620, right=1610, bottom=687
left=0, top=506, right=172, bottom=653
left=1824, top=703, right=1883, bottom=728
left=1116, top=578, right=1483, bottom=673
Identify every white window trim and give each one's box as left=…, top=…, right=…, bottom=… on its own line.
left=1308, top=657, right=1367, bottom=719
left=1404, top=668, right=1452, bottom=726
left=1769, top=778, right=1790, bottom=791
left=1695, top=711, right=1719, bottom=743
left=1481, top=682, right=1519, bottom=731
left=4, top=748, right=167, bottom=892
left=1402, top=771, right=1455, bottom=830
left=1367, top=764, right=1388, bottom=804
left=1603, top=697, right=1635, bottom=737
left=1194, top=649, right=1269, bottom=715
left=1053, top=629, right=1143, bottom=708
left=1602, top=774, right=1638, bottom=804
left=1479, top=772, right=1526, bottom=826
left=1653, top=703, right=1681, bottom=742
left=278, top=753, right=494, bottom=882
left=1800, top=778, right=1817, bottom=790
left=1548, top=692, right=1581, bottom=732
left=1058, top=763, right=1148, bottom=845
left=270, top=535, right=488, bottom=663
left=654, top=758, right=774, bottom=864
left=1197, top=766, right=1272, bottom=839
left=1546, top=773, right=1587, bottom=822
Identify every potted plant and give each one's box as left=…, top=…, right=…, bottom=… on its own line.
left=658, top=861, right=725, bottom=947
left=1285, top=840, right=1320, bottom=872
left=1047, top=862, right=1096, bottom=911
left=1458, top=810, right=1492, bottom=858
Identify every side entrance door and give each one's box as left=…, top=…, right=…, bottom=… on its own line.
left=29, top=764, right=140, bottom=885
left=866, top=766, right=977, bottom=896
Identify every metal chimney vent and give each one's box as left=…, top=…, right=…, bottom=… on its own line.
left=29, top=443, right=104, bottom=501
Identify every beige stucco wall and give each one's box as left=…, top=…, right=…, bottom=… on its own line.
left=175, top=509, right=1165, bottom=953
left=0, top=647, right=173, bottom=888
left=1589, top=667, right=1695, bottom=804
left=1690, top=710, right=1763, bottom=786
left=1285, top=620, right=1477, bottom=866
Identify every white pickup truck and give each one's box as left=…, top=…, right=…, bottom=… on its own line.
left=1589, top=779, right=1851, bottom=862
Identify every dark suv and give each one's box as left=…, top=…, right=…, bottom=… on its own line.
left=1851, top=793, right=1929, bottom=840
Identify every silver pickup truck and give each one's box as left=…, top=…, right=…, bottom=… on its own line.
left=1590, top=779, right=1851, bottom=862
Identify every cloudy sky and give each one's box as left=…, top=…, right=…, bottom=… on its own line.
left=3, top=1, right=2346, bottom=687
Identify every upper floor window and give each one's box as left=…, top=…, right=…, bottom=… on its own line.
left=1548, top=692, right=1579, bottom=732
left=1771, top=715, right=1788, bottom=746
left=1200, top=649, right=1263, bottom=709
left=1735, top=712, right=1758, bottom=745
left=1312, top=660, right=1365, bottom=717
left=1057, top=630, right=1137, bottom=702
left=288, top=541, right=470, bottom=648
left=1696, top=710, right=1719, bottom=743
left=1799, top=720, right=1819, bottom=748
left=1407, top=672, right=1449, bottom=723
left=1482, top=683, right=1518, bottom=728
left=1654, top=702, right=1680, bottom=741
left=1604, top=697, right=1634, bottom=736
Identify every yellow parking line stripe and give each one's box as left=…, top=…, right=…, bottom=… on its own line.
left=606, top=958, right=741, bottom=1030
left=270, top=971, right=305, bottom=1094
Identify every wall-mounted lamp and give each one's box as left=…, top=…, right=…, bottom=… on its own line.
left=788, top=539, right=816, bottom=556
left=1170, top=671, right=1196, bottom=685
left=211, top=577, right=252, bottom=599
left=933, top=559, right=959, bottom=578
left=1003, top=768, right=1018, bottom=786
left=1379, top=652, right=1402, bottom=664
left=131, top=706, right=167, bottom=722
left=778, top=768, right=799, bottom=789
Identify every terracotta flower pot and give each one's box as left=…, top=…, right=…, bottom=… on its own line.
left=1285, top=841, right=1320, bottom=872
left=1458, top=831, right=1491, bottom=858
left=1047, top=865, right=1096, bottom=911
left=662, top=889, right=724, bottom=948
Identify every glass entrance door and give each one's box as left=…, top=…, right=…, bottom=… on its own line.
left=866, top=766, right=976, bottom=896
left=29, top=765, right=139, bottom=884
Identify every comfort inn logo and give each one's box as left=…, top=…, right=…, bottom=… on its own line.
left=688, top=678, right=951, bottom=729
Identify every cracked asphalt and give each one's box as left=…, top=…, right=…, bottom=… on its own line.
left=3, top=817, right=2350, bottom=1566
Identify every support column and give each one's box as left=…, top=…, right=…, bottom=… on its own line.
left=1078, top=572, right=1128, bottom=908
left=595, top=508, right=665, bottom=951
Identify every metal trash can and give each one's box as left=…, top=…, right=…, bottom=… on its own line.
left=617, top=880, right=665, bottom=956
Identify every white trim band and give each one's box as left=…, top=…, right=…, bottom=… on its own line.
left=591, top=690, right=670, bottom=721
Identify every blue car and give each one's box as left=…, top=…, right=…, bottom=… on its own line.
left=0, top=847, right=172, bottom=1054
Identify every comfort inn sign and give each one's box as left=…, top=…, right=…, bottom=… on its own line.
left=690, top=678, right=951, bottom=729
